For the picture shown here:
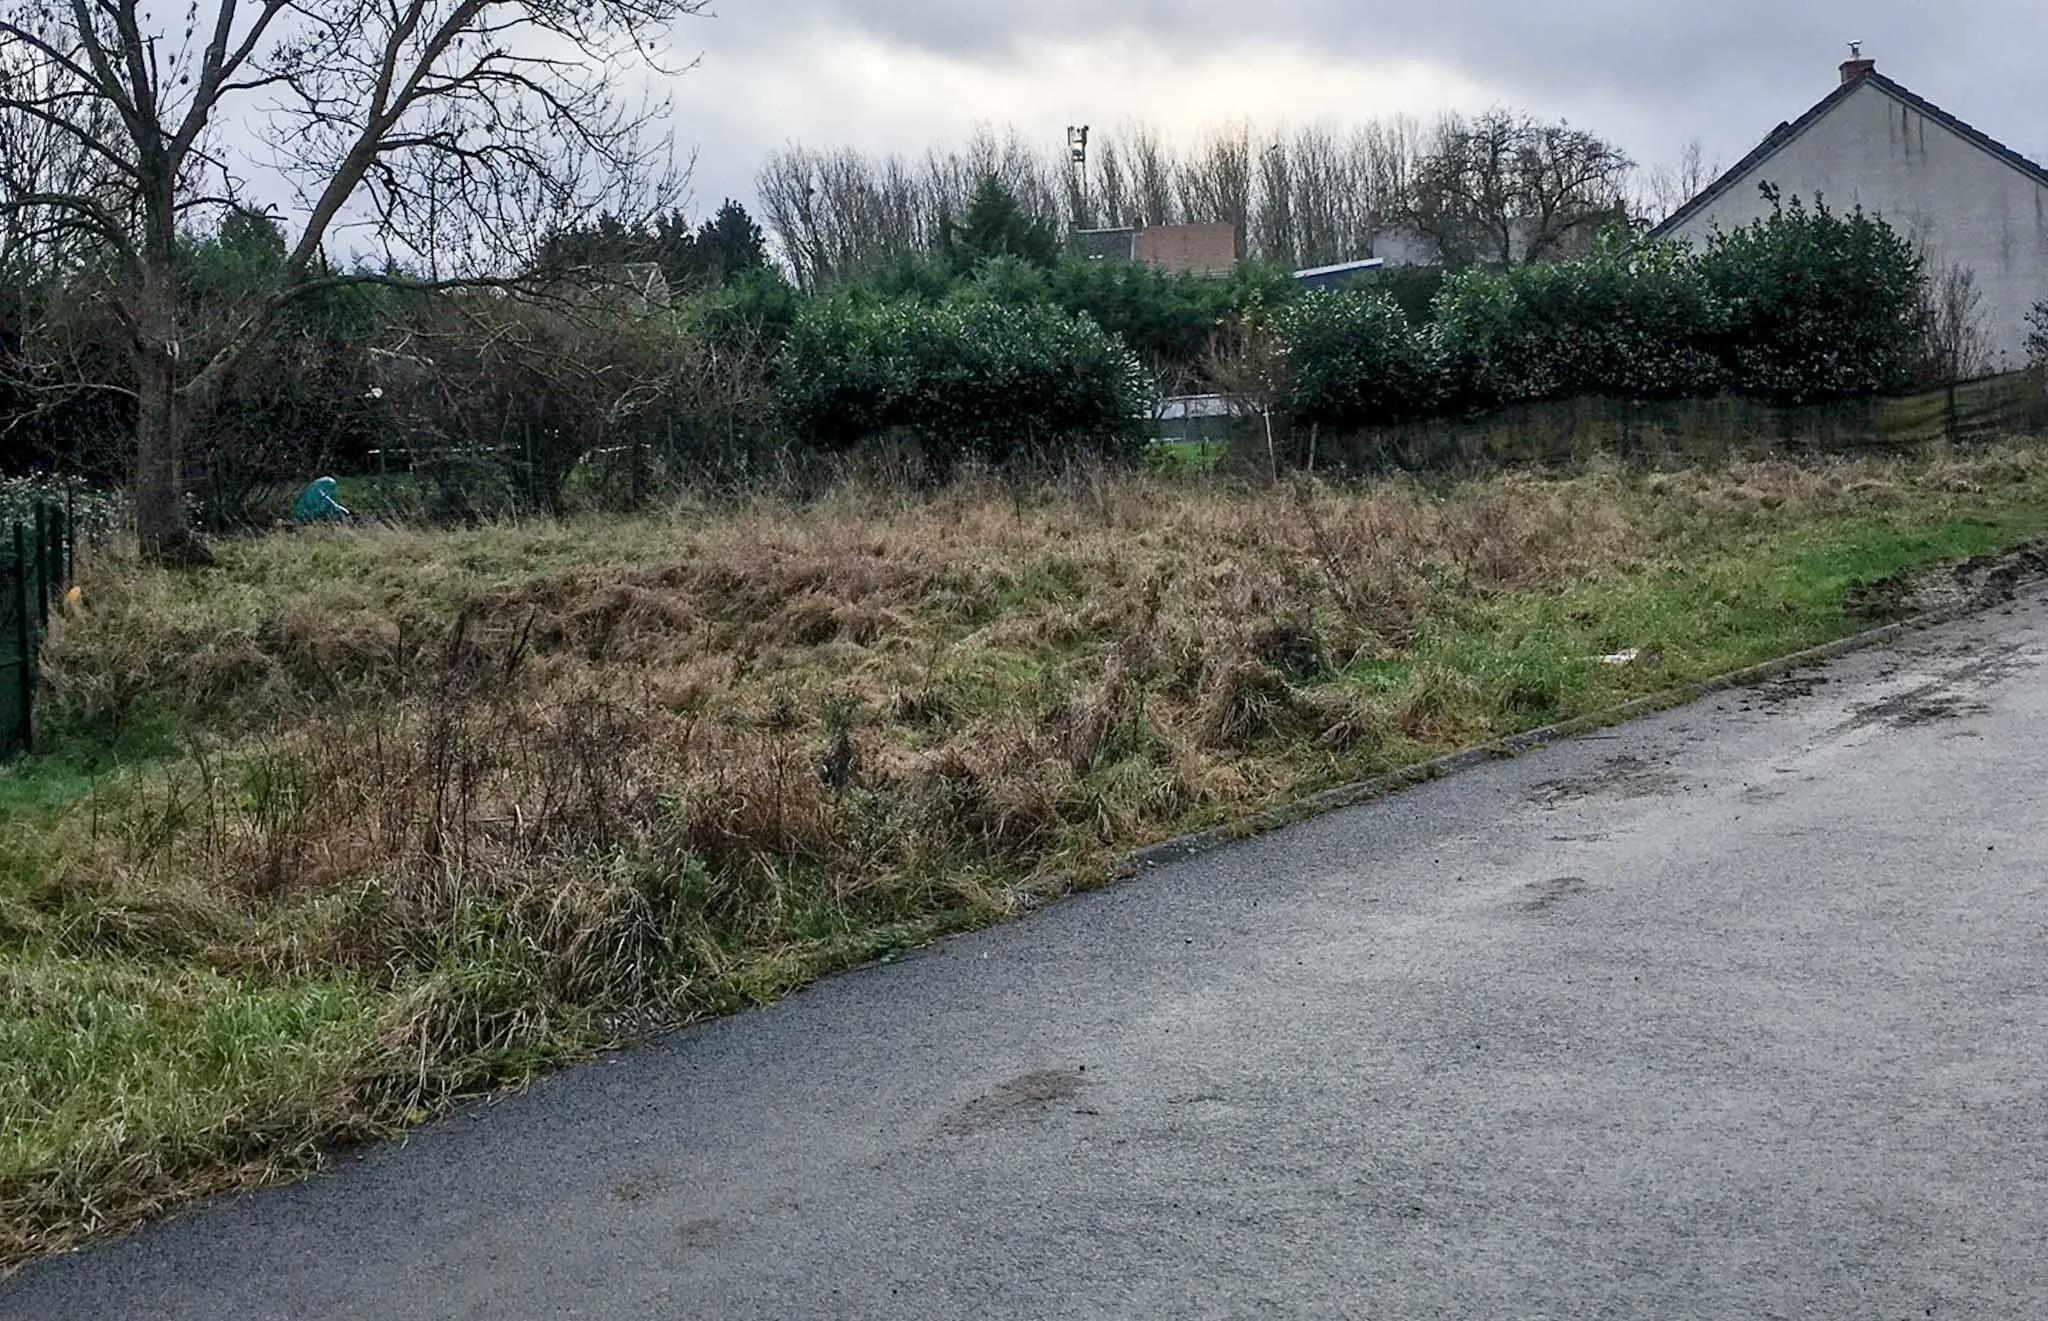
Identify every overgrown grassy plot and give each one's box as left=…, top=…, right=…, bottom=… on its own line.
left=8, top=445, right=2048, bottom=1268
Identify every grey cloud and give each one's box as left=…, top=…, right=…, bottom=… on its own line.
left=676, top=0, right=2048, bottom=215
left=714, top=0, right=2047, bottom=107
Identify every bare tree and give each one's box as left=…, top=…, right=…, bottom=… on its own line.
left=1127, top=124, right=1177, bottom=230
left=1283, top=126, right=1340, bottom=267
left=0, top=0, right=701, bottom=558
left=2, top=49, right=128, bottom=451
left=1177, top=122, right=1252, bottom=254
left=755, top=106, right=1630, bottom=283
left=1092, top=136, right=1131, bottom=230
left=1408, top=108, right=1632, bottom=266
left=1356, top=117, right=1419, bottom=224
left=758, top=130, right=1067, bottom=290
left=1252, top=133, right=1296, bottom=267
left=1, top=53, right=118, bottom=284
left=1637, top=136, right=1716, bottom=224
left=1679, top=137, right=1710, bottom=202
left=1918, top=260, right=1990, bottom=384
left=1260, top=121, right=1417, bottom=268
left=755, top=148, right=816, bottom=288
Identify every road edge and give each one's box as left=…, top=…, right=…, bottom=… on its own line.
left=1122, top=591, right=2014, bottom=875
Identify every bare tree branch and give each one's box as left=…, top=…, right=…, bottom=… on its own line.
left=1407, top=109, right=1632, bottom=266
left=1, top=0, right=705, bottom=555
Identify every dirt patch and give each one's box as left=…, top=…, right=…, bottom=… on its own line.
left=612, top=1175, right=664, bottom=1204
left=1839, top=682, right=1992, bottom=732
left=1845, top=539, right=2048, bottom=622
left=1518, top=876, right=1595, bottom=912
left=1837, top=644, right=2027, bottom=733
left=940, top=1069, right=1090, bottom=1136
left=1747, top=671, right=1828, bottom=708
left=1530, top=754, right=1679, bottom=807
left=676, top=1218, right=723, bottom=1249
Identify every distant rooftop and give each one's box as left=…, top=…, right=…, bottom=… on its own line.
left=1292, top=259, right=1385, bottom=280
left=1649, top=57, right=2048, bottom=240
left=1292, top=258, right=1385, bottom=291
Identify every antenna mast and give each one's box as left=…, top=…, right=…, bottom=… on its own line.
left=1067, top=125, right=1091, bottom=223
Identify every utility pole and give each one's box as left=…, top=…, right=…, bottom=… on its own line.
left=1067, top=125, right=1091, bottom=227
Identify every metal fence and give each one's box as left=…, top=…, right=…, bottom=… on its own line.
left=1, top=501, right=77, bottom=760
left=1193, top=368, right=2048, bottom=474
left=1315, top=369, right=2048, bottom=472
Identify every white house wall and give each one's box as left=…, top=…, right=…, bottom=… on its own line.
left=1662, top=81, right=2048, bottom=371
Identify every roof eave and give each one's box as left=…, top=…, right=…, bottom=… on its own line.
left=1647, top=70, right=2048, bottom=242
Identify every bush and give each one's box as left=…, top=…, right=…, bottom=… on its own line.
left=1272, top=290, right=1447, bottom=430
left=949, top=254, right=1055, bottom=309
left=1432, top=241, right=1727, bottom=406
left=1369, top=266, right=1449, bottom=325
left=1699, top=190, right=1922, bottom=403
left=379, top=296, right=783, bottom=515
left=777, top=298, right=1153, bottom=468
left=743, top=250, right=1305, bottom=396
left=0, top=473, right=123, bottom=536
left=1268, top=197, right=1923, bottom=437
left=690, top=267, right=803, bottom=352
left=1045, top=257, right=1301, bottom=386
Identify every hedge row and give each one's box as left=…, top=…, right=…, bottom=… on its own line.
left=1279, top=196, right=1925, bottom=431
left=778, top=195, right=1925, bottom=454
left=776, top=298, right=1153, bottom=466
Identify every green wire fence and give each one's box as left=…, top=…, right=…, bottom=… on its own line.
left=1, top=499, right=77, bottom=760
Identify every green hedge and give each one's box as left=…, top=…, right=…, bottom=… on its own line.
left=777, top=298, right=1154, bottom=466
left=1274, top=194, right=1925, bottom=430
left=1433, top=242, right=1727, bottom=405
left=1699, top=192, right=1922, bottom=403
left=1274, top=290, right=1449, bottom=430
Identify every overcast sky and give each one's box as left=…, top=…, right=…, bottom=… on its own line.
left=663, top=1, right=2048, bottom=221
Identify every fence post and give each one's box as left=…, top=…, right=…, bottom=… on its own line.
left=12, top=522, right=32, bottom=757
left=49, top=504, right=68, bottom=595
left=32, top=503, right=49, bottom=625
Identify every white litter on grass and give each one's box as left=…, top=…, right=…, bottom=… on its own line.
left=1597, top=649, right=1644, bottom=666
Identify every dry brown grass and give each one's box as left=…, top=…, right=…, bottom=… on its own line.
left=10, top=443, right=2048, bottom=1267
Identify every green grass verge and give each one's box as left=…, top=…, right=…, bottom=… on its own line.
left=1420, top=509, right=2038, bottom=732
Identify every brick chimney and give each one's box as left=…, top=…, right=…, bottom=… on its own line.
left=1840, top=52, right=1875, bottom=84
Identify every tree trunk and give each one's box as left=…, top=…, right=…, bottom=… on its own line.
left=133, top=343, right=185, bottom=560
left=131, top=154, right=208, bottom=566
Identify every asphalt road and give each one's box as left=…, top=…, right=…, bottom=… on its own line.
left=10, top=593, right=2048, bottom=1320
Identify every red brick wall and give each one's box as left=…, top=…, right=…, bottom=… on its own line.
left=1134, top=222, right=1238, bottom=274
